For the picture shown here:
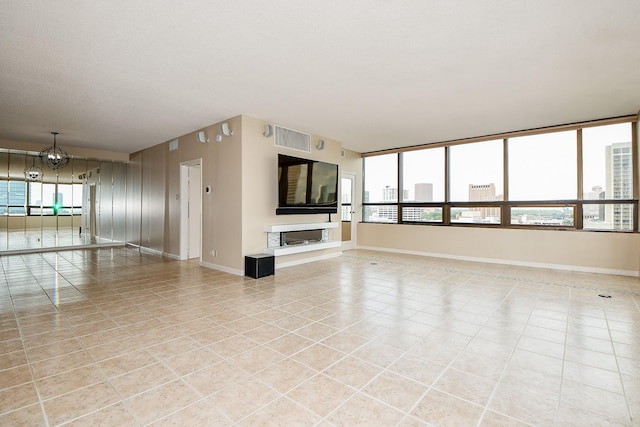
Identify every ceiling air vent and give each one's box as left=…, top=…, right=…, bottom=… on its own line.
left=274, top=125, right=311, bottom=152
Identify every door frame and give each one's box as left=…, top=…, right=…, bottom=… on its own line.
left=341, top=172, right=357, bottom=250
left=180, top=159, right=203, bottom=261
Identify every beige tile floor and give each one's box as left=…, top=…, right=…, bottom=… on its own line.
left=0, top=229, right=122, bottom=254
left=0, top=248, right=638, bottom=426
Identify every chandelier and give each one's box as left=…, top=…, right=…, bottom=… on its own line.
left=40, top=131, right=70, bottom=170
left=24, top=156, right=43, bottom=181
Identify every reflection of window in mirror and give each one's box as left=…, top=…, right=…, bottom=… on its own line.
left=0, top=150, right=127, bottom=252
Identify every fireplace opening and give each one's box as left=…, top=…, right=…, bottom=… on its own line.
left=281, top=229, right=323, bottom=246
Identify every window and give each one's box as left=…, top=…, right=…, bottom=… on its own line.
left=341, top=177, right=352, bottom=221
left=582, top=123, right=633, bottom=230
left=582, top=203, right=633, bottom=231
left=363, top=154, right=398, bottom=223
left=28, top=182, right=83, bottom=216
left=364, top=154, right=398, bottom=203
left=511, top=206, right=574, bottom=227
left=402, top=148, right=444, bottom=202
left=508, top=131, right=576, bottom=201
left=402, top=206, right=443, bottom=223
left=450, top=140, right=503, bottom=202
left=0, top=181, right=27, bottom=215
left=362, top=117, right=637, bottom=232
left=451, top=206, right=502, bottom=224
left=57, top=183, right=83, bottom=215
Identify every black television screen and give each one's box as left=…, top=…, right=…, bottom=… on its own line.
left=277, top=154, right=338, bottom=215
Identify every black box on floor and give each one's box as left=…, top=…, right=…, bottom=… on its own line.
left=244, top=254, right=274, bottom=279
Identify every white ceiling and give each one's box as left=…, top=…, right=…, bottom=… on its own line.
left=1, top=1, right=639, bottom=155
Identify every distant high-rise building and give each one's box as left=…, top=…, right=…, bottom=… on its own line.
left=382, top=186, right=395, bottom=201
left=605, top=142, right=632, bottom=229
left=583, top=185, right=604, bottom=220
left=377, top=205, right=398, bottom=222
left=377, top=186, right=405, bottom=222
left=414, top=183, right=433, bottom=202
left=468, top=183, right=502, bottom=220
left=382, top=186, right=408, bottom=202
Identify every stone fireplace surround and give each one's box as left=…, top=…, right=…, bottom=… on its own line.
left=264, top=222, right=340, bottom=256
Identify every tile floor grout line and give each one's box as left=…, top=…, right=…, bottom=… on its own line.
left=343, top=253, right=640, bottom=297
left=12, top=291, right=53, bottom=427
left=2, top=248, right=638, bottom=425
left=553, top=286, right=572, bottom=426
left=472, top=278, right=546, bottom=427
left=601, top=297, right=635, bottom=425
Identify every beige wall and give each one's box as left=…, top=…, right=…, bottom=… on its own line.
left=241, top=116, right=344, bottom=268
left=204, top=116, right=243, bottom=270
left=7, top=115, right=635, bottom=277
left=120, top=115, right=347, bottom=273
left=358, top=223, right=640, bottom=275
left=130, top=116, right=244, bottom=271
left=355, top=117, right=640, bottom=276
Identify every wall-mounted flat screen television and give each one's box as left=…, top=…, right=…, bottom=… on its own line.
left=277, top=154, right=338, bottom=215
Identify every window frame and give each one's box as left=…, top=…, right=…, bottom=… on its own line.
left=0, top=179, right=84, bottom=217
left=362, top=116, right=638, bottom=232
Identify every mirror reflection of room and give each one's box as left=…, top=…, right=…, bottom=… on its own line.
left=0, top=150, right=126, bottom=253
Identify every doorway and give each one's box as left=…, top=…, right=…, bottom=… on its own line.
left=341, top=172, right=356, bottom=250
left=89, top=184, right=97, bottom=243
left=180, top=160, right=202, bottom=260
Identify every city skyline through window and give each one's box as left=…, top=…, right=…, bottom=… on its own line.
left=363, top=120, right=635, bottom=230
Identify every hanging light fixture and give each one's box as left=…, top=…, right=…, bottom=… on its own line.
left=24, top=156, right=43, bottom=181
left=40, top=131, right=70, bottom=170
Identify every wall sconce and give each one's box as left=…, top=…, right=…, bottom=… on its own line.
left=220, top=123, right=233, bottom=137
left=263, top=124, right=273, bottom=138
left=196, top=131, right=209, bottom=143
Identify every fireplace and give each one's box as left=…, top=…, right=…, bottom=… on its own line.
left=265, top=222, right=340, bottom=256
left=281, top=229, right=323, bottom=246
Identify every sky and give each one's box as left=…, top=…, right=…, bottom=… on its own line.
left=364, top=122, right=632, bottom=202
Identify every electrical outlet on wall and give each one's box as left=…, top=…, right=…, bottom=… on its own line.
left=210, top=250, right=216, bottom=256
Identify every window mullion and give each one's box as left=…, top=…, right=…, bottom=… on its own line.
left=576, top=129, right=584, bottom=229
left=503, top=138, right=510, bottom=227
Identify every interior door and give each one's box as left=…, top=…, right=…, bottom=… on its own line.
left=341, top=173, right=356, bottom=250
left=187, top=164, right=201, bottom=259
left=180, top=160, right=202, bottom=260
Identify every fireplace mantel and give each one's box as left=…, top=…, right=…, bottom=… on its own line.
left=264, top=222, right=340, bottom=256
left=263, top=222, right=339, bottom=233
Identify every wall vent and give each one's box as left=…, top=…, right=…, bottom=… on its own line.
left=274, top=125, right=311, bottom=152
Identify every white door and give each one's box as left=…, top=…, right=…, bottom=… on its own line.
left=180, top=161, right=202, bottom=260
left=341, top=173, right=356, bottom=250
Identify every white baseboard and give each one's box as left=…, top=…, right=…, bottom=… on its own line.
left=200, top=260, right=243, bottom=276
left=138, top=246, right=164, bottom=257
left=356, top=245, right=639, bottom=277
left=163, top=252, right=181, bottom=261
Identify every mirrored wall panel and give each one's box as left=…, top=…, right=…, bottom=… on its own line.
left=0, top=149, right=127, bottom=253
